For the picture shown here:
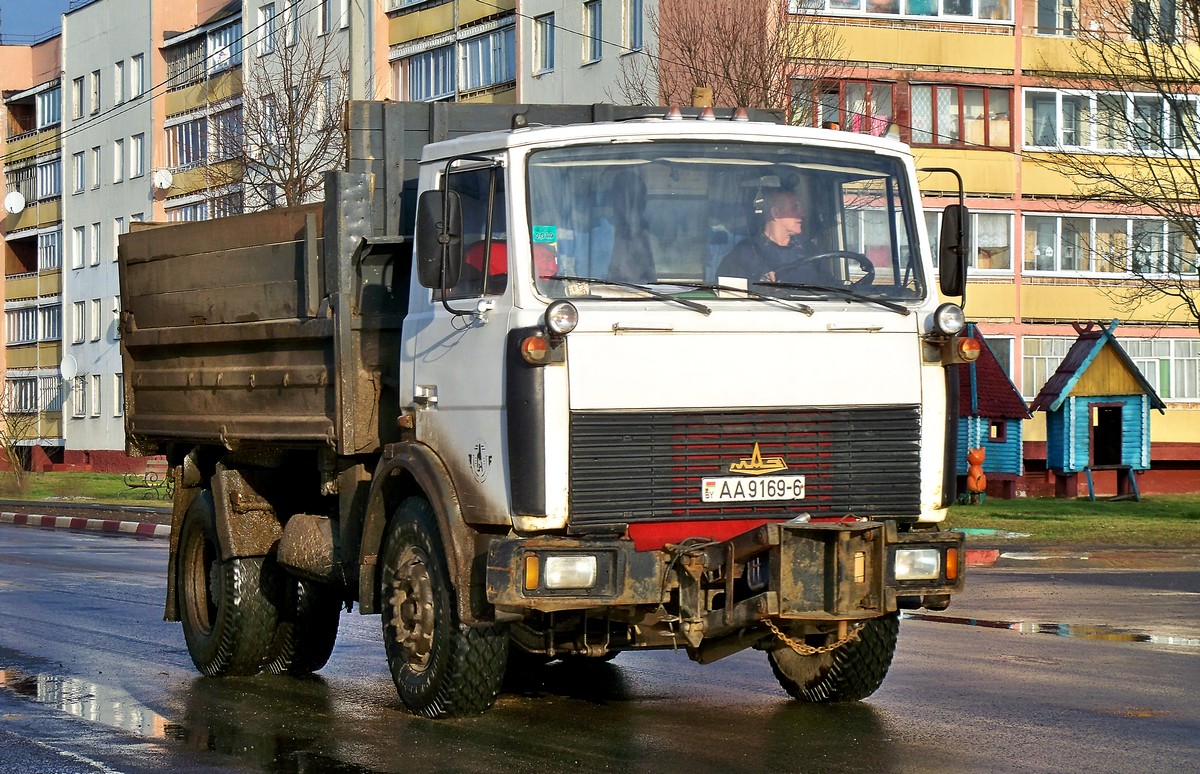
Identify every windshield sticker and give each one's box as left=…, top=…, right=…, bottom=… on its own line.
left=532, top=225, right=558, bottom=243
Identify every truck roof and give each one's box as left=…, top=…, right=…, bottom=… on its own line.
left=418, top=115, right=916, bottom=164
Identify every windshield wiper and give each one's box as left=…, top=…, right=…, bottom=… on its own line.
left=665, top=281, right=813, bottom=316
left=755, top=281, right=910, bottom=316
left=547, top=275, right=711, bottom=316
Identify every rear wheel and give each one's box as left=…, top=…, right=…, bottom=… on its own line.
left=379, top=497, right=508, bottom=717
left=177, top=490, right=278, bottom=676
left=767, top=613, right=899, bottom=702
left=264, top=576, right=342, bottom=675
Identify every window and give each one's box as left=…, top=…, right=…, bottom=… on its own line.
left=113, top=218, right=125, bottom=262
left=6, top=308, right=38, bottom=345
left=1023, top=215, right=1198, bottom=274
left=406, top=46, right=455, bottom=101
left=90, top=223, right=101, bottom=266
left=1035, top=0, right=1075, bottom=35
left=36, top=87, right=61, bottom=128
left=91, top=146, right=101, bottom=189
left=166, top=201, right=209, bottom=222
left=166, top=116, right=208, bottom=169
left=41, top=376, right=65, bottom=412
left=89, top=299, right=102, bottom=341
left=436, top=166, right=508, bottom=300
left=90, top=70, right=101, bottom=114
left=911, top=85, right=1011, bottom=148
left=37, top=158, right=61, bottom=199
left=1124, top=339, right=1199, bottom=400
left=259, top=4, right=278, bottom=55
left=72, top=376, right=87, bottom=418
left=534, top=14, right=556, bottom=73
left=209, top=22, right=243, bottom=73
left=6, top=166, right=35, bottom=202
left=38, top=229, right=61, bottom=270
left=90, top=374, right=102, bottom=417
left=211, top=107, right=243, bottom=161
left=131, top=54, right=145, bottom=98
left=1024, top=89, right=1198, bottom=153
left=166, top=39, right=205, bottom=89
left=114, top=139, right=125, bottom=183
left=72, top=301, right=86, bottom=342
left=72, top=77, right=84, bottom=119
left=72, top=227, right=85, bottom=270
left=583, top=1, right=603, bottom=63
left=320, top=0, right=333, bottom=34
left=73, top=152, right=86, bottom=193
left=130, top=134, right=145, bottom=177
left=805, top=80, right=895, bottom=136
left=40, top=305, right=61, bottom=342
left=1132, top=0, right=1177, bottom=42
left=926, top=210, right=1012, bottom=271
left=624, top=0, right=643, bottom=50
left=1022, top=337, right=1074, bottom=397
left=114, top=373, right=124, bottom=417
left=5, top=377, right=38, bottom=414
left=460, top=26, right=517, bottom=93
left=114, top=60, right=125, bottom=104
left=790, top=0, right=1011, bottom=21
left=112, top=295, right=122, bottom=339
left=284, top=2, right=299, bottom=46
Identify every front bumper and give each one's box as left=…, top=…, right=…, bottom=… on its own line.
left=487, top=520, right=964, bottom=645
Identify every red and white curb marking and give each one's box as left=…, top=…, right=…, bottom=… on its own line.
left=966, top=549, right=1000, bottom=567
left=0, top=511, right=170, bottom=539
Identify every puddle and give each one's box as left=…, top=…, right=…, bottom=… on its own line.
left=902, top=611, right=1200, bottom=648
left=0, top=667, right=179, bottom=739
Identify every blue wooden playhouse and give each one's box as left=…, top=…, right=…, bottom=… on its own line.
left=1029, top=321, right=1165, bottom=500
left=956, top=324, right=1030, bottom=498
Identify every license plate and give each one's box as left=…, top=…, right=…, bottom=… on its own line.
left=701, top=475, right=805, bottom=503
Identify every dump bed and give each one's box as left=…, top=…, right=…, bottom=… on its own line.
left=118, top=206, right=354, bottom=453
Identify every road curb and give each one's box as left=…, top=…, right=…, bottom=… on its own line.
left=0, top=511, right=170, bottom=539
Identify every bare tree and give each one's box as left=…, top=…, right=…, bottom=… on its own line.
left=1031, top=0, right=1200, bottom=330
left=611, top=0, right=845, bottom=123
left=210, top=22, right=349, bottom=210
left=0, top=384, right=51, bottom=493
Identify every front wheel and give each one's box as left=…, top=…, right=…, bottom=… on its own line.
left=767, top=613, right=899, bottom=702
left=379, top=497, right=508, bottom=717
left=177, top=489, right=278, bottom=676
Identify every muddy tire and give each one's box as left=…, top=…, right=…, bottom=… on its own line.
left=264, top=576, right=342, bottom=675
left=177, top=490, right=278, bottom=676
left=380, top=497, right=508, bottom=717
left=767, top=613, right=899, bottom=703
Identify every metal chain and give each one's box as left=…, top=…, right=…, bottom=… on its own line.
left=764, top=619, right=860, bottom=656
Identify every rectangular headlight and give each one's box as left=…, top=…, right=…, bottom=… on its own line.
left=894, top=548, right=941, bottom=581
left=543, top=555, right=598, bottom=589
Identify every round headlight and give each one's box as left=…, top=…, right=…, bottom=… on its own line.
left=545, top=301, right=579, bottom=336
left=932, top=303, right=966, bottom=336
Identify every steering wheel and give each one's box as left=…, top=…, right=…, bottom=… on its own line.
left=774, top=251, right=876, bottom=290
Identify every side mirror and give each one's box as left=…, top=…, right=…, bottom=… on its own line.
left=938, top=204, right=969, bottom=297
left=416, top=189, right=463, bottom=289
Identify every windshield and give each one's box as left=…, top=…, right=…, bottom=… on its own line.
left=526, top=141, right=926, bottom=303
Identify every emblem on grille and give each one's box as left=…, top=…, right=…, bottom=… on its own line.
left=728, top=443, right=788, bottom=476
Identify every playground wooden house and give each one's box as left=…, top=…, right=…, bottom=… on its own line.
left=957, top=324, right=1031, bottom=498
left=1030, top=321, right=1166, bottom=500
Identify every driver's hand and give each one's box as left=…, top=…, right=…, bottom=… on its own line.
left=760, top=270, right=777, bottom=282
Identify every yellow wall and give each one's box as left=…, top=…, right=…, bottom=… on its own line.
left=389, top=0, right=516, bottom=45
left=836, top=26, right=1014, bottom=70
left=4, top=199, right=60, bottom=233
left=6, top=345, right=38, bottom=369
left=961, top=282, right=1018, bottom=320
left=5, top=274, right=39, bottom=299
left=3, top=126, right=59, bottom=165
left=168, top=160, right=240, bottom=197
left=163, top=69, right=243, bottom=117
left=914, top=148, right=1016, bottom=196
left=1019, top=283, right=1197, bottom=326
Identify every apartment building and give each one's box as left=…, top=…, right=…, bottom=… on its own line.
left=1, top=35, right=66, bottom=468
left=787, top=0, right=1199, bottom=490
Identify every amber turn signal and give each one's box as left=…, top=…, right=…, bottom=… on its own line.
left=945, top=547, right=959, bottom=581
left=524, top=555, right=540, bottom=590
left=520, top=335, right=551, bottom=364
left=957, top=337, right=982, bottom=362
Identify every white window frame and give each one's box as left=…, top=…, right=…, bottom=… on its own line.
left=89, top=298, right=102, bottom=342
left=534, top=14, right=555, bottom=74
left=90, top=70, right=101, bottom=115
left=258, top=4, right=278, bottom=56
left=583, top=0, right=603, bottom=64
left=72, top=227, right=85, bottom=270
left=91, top=146, right=101, bottom=189
left=114, top=60, right=126, bottom=104
left=114, top=373, right=124, bottom=417
left=72, top=375, right=87, bottom=418
left=131, top=54, right=145, bottom=98
left=73, top=152, right=86, bottom=194
left=90, top=373, right=102, bottom=417
left=130, top=133, right=145, bottom=178
left=1021, top=336, right=1075, bottom=398
left=89, top=223, right=101, bottom=266
left=37, top=158, right=62, bottom=199
left=624, top=0, right=643, bottom=51
left=72, top=77, right=84, bottom=119
left=114, top=138, right=125, bottom=183
left=72, top=300, right=86, bottom=342
left=113, top=218, right=125, bottom=263
left=37, top=229, right=62, bottom=271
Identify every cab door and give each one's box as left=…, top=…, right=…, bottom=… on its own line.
left=407, top=164, right=513, bottom=525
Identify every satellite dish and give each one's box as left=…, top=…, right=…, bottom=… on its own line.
left=60, top=355, right=79, bottom=381
left=153, top=169, right=174, bottom=191
left=4, top=191, right=26, bottom=214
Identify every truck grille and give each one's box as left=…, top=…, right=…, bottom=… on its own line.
left=569, top=407, right=922, bottom=525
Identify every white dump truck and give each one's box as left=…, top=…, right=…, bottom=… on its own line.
left=119, top=101, right=976, bottom=717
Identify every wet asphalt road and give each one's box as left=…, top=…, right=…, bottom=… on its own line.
left=0, top=524, right=1197, bottom=773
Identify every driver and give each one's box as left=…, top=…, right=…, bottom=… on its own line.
left=717, top=188, right=817, bottom=284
